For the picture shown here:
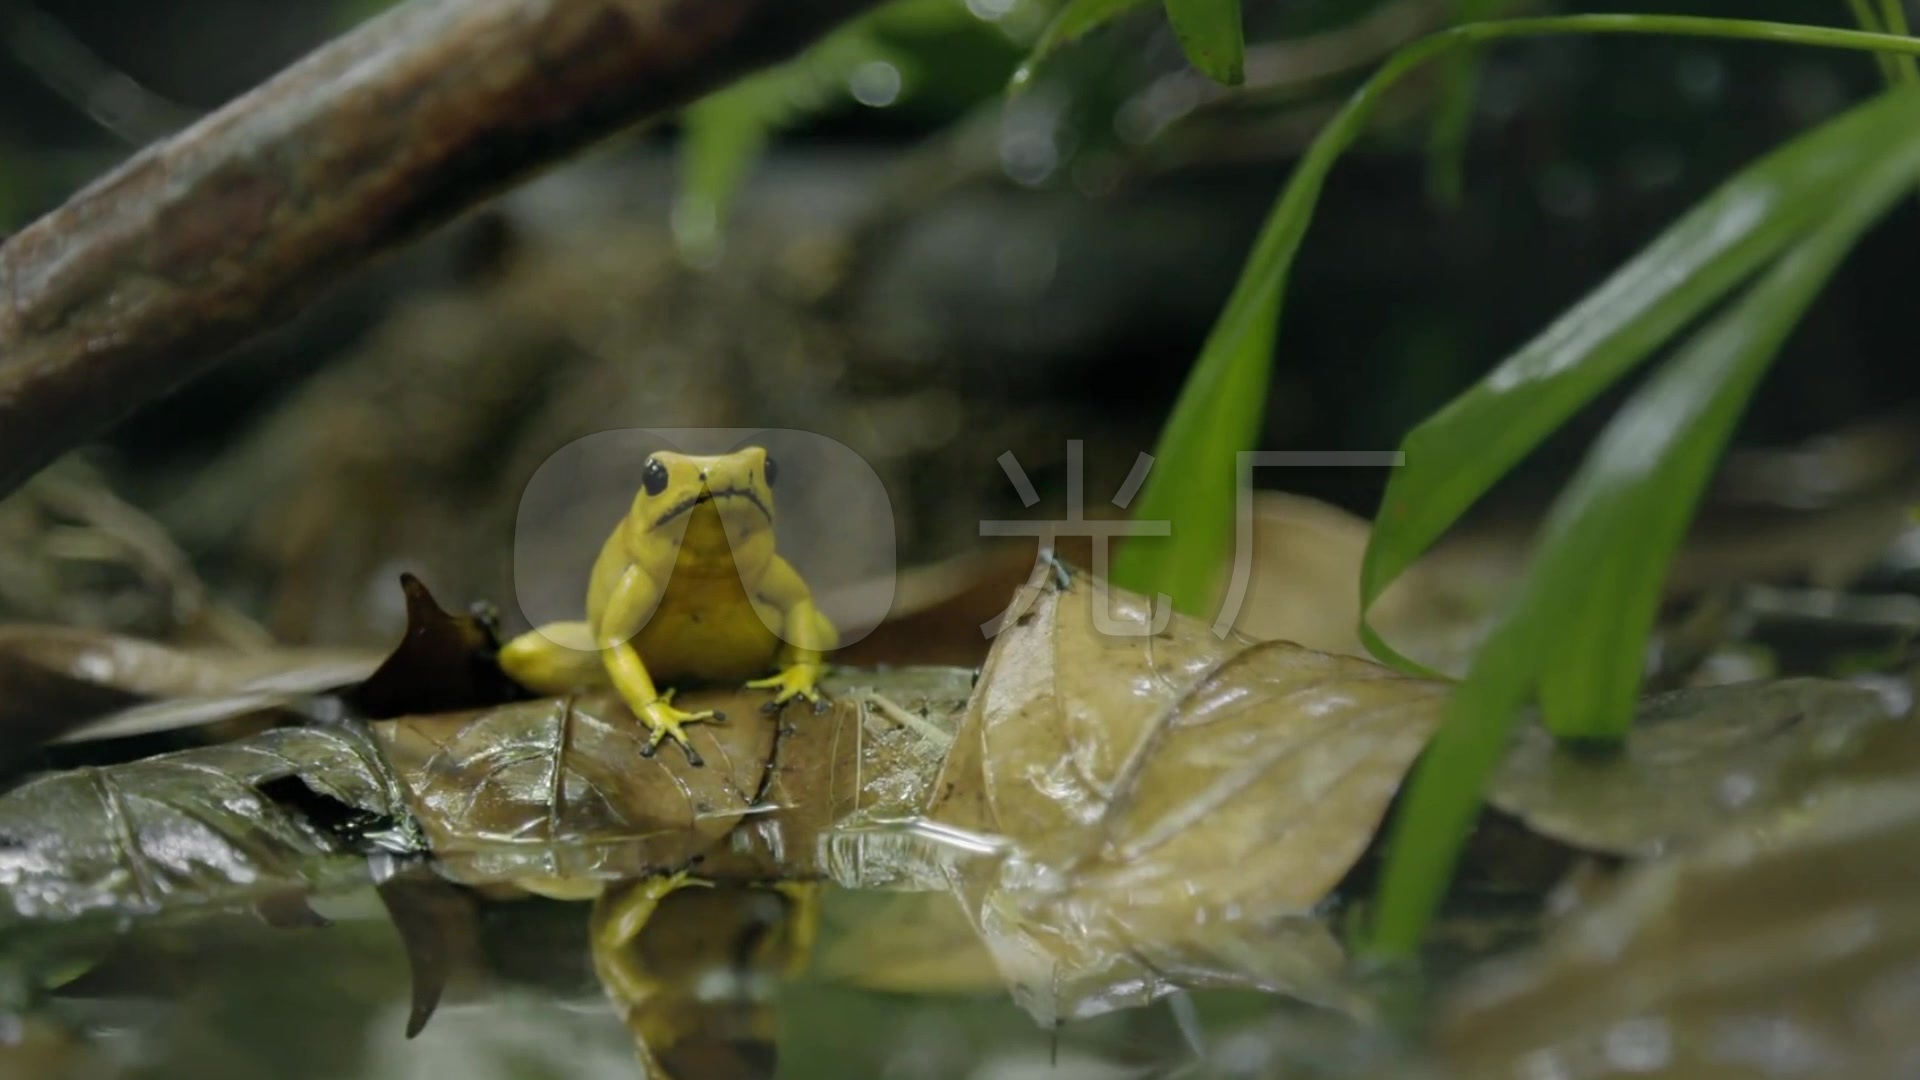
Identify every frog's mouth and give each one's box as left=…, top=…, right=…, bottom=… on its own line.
left=653, top=486, right=773, bottom=530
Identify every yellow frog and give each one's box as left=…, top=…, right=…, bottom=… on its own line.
left=498, top=446, right=837, bottom=762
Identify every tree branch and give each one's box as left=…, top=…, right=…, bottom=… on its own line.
left=0, top=0, right=883, bottom=499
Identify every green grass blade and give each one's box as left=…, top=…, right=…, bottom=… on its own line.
left=1880, top=0, right=1919, bottom=83
left=1359, top=81, right=1914, bottom=673
left=1164, top=0, right=1245, bottom=85
left=1110, top=287, right=1278, bottom=614
left=1109, top=14, right=1920, bottom=630
left=1010, top=0, right=1155, bottom=90
left=1426, top=0, right=1520, bottom=209
left=1367, top=82, right=1920, bottom=954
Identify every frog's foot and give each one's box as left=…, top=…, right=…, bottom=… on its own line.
left=747, top=663, right=828, bottom=713
left=638, top=690, right=724, bottom=767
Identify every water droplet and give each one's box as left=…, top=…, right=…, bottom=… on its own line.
left=850, top=60, right=903, bottom=107
left=1001, top=131, right=1059, bottom=186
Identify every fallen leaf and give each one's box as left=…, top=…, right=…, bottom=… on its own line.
left=1226, top=491, right=1503, bottom=671
left=343, top=573, right=530, bottom=720
left=0, top=624, right=379, bottom=755
left=925, top=566, right=1450, bottom=1023
left=373, top=665, right=976, bottom=891
left=0, top=723, right=413, bottom=931
left=369, top=692, right=775, bottom=888
left=1437, top=778, right=1920, bottom=1079
left=1487, top=678, right=1898, bottom=858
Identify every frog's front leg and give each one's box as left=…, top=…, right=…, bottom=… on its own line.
left=745, top=600, right=835, bottom=709
left=601, top=568, right=723, bottom=764
left=746, top=557, right=839, bottom=710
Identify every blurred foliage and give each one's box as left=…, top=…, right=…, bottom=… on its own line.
left=1163, top=0, right=1247, bottom=85
left=672, top=0, right=1029, bottom=261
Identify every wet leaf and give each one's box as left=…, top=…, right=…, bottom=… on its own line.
left=925, top=567, right=1449, bottom=1023
left=1488, top=678, right=1899, bottom=858
left=1437, top=779, right=1920, bottom=1079
left=369, top=692, right=775, bottom=888
left=371, top=665, right=973, bottom=891
left=0, top=723, right=415, bottom=933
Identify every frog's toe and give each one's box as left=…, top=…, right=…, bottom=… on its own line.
left=747, top=666, right=826, bottom=712
left=637, top=700, right=722, bottom=767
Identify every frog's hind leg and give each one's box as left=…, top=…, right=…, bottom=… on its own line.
left=498, top=621, right=606, bottom=694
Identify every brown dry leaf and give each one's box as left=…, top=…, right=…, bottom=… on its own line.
left=923, top=566, right=1450, bottom=1022
left=1488, top=678, right=1899, bottom=858
left=343, top=572, right=530, bottom=720
left=0, top=623, right=378, bottom=756
left=371, top=666, right=974, bottom=890
left=370, top=692, right=777, bottom=887
left=1225, top=491, right=1503, bottom=671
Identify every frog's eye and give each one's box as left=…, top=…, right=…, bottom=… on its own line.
left=642, top=457, right=670, bottom=497
left=763, top=454, right=779, bottom=488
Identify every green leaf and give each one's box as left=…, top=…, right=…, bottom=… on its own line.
left=676, top=87, right=780, bottom=263
left=1877, top=0, right=1920, bottom=85
left=1848, top=0, right=1903, bottom=84
left=675, top=23, right=902, bottom=262
left=1361, top=70, right=1920, bottom=676
left=1010, top=0, right=1155, bottom=90
left=1109, top=285, right=1277, bottom=615
left=1425, top=0, right=1522, bottom=208
left=1164, top=0, right=1246, bottom=85
left=1111, top=15, right=1920, bottom=637
left=1367, top=82, right=1920, bottom=956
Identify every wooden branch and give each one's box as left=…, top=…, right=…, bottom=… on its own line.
left=0, top=0, right=884, bottom=499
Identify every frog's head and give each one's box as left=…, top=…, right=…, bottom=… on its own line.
left=624, top=447, right=778, bottom=575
